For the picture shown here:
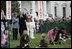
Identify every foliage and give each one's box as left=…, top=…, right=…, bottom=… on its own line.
left=39, top=21, right=71, bottom=35
left=1, top=1, right=20, bottom=14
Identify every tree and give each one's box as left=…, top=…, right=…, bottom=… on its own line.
left=1, top=1, right=20, bottom=14
left=11, top=1, right=20, bottom=14
left=1, top=1, right=6, bottom=15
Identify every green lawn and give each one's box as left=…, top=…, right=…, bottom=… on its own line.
left=10, top=33, right=71, bottom=48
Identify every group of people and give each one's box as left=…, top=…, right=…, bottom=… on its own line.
left=45, top=15, right=71, bottom=23
left=38, top=27, right=67, bottom=48
left=18, top=27, right=68, bottom=48
left=1, top=9, right=68, bottom=48
left=1, top=10, right=12, bottom=48
left=1, top=21, right=10, bottom=48
left=1, top=9, right=39, bottom=48
left=12, top=11, right=36, bottom=40
left=48, top=27, right=67, bottom=45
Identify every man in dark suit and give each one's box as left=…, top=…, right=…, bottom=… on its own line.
left=18, top=11, right=27, bottom=37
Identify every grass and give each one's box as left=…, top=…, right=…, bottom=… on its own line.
left=9, top=33, right=71, bottom=48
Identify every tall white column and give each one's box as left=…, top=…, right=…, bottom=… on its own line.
left=43, top=1, right=48, bottom=21
left=50, top=1, right=55, bottom=18
left=66, top=4, right=71, bottom=18
left=31, top=1, right=36, bottom=29
left=31, top=1, right=36, bottom=18
left=57, top=3, right=63, bottom=18
left=38, top=1, right=40, bottom=18
left=43, top=1, right=47, bottom=17
left=18, top=1, right=21, bottom=11
left=38, top=1, right=43, bottom=19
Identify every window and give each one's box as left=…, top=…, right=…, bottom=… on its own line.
left=54, top=6, right=57, bottom=17
left=63, top=7, right=66, bottom=18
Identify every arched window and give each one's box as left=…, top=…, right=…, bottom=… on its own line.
left=54, top=6, right=57, bottom=17
left=54, top=3, right=58, bottom=17
left=63, top=7, right=66, bottom=18
left=61, top=3, right=68, bottom=18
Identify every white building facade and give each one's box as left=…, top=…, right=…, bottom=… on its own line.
left=18, top=1, right=71, bottom=20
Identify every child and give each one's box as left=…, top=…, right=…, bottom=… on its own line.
left=35, top=17, right=39, bottom=33
left=58, top=33, right=66, bottom=44
left=60, top=27, right=68, bottom=39
left=20, top=30, right=29, bottom=48
left=41, top=23, right=44, bottom=32
left=1, top=29, right=9, bottom=48
left=62, top=29, right=68, bottom=39
left=5, top=22, right=8, bottom=35
left=39, top=33, right=48, bottom=47
left=55, top=27, right=67, bottom=44
left=1, top=22, right=5, bottom=31
left=48, top=27, right=58, bottom=45
left=36, top=22, right=40, bottom=33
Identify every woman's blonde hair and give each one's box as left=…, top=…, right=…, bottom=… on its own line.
left=1, top=10, right=4, bottom=15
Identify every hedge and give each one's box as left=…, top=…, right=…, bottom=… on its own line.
left=39, top=21, right=71, bottom=35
